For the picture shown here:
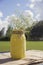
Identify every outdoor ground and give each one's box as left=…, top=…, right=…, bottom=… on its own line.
left=0, top=41, right=43, bottom=52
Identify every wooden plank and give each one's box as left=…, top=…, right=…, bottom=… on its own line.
left=0, top=50, right=43, bottom=65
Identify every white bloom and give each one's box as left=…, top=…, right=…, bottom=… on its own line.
left=7, top=12, right=33, bottom=30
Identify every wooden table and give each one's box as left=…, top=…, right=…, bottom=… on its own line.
left=0, top=50, right=43, bottom=65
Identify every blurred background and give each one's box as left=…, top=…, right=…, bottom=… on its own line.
left=0, top=0, right=43, bottom=52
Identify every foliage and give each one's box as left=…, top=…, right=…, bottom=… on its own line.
left=29, top=20, right=43, bottom=40
left=0, top=28, right=5, bottom=38
left=0, top=26, right=13, bottom=41
left=0, top=37, right=10, bottom=41
left=6, top=26, right=13, bottom=37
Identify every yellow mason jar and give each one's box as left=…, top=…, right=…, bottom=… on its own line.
left=10, top=30, right=26, bottom=59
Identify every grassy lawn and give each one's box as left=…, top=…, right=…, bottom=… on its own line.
left=0, top=41, right=43, bottom=52
left=27, top=41, right=43, bottom=50
left=0, top=41, right=10, bottom=52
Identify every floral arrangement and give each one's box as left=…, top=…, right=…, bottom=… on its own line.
left=7, top=11, right=33, bottom=31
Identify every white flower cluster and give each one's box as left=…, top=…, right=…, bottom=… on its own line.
left=7, top=12, right=33, bottom=30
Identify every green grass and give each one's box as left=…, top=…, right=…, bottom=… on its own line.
left=27, top=41, right=43, bottom=50
left=0, top=41, right=10, bottom=52
left=0, top=41, right=43, bottom=52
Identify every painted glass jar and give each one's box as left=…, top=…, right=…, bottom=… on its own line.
left=10, top=30, right=26, bottom=59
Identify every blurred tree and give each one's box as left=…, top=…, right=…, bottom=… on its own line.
left=6, top=26, right=13, bottom=38
left=29, top=20, right=43, bottom=40
left=0, top=28, right=5, bottom=38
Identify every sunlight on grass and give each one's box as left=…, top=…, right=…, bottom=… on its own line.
left=26, top=41, right=43, bottom=50
left=0, top=41, right=43, bottom=52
